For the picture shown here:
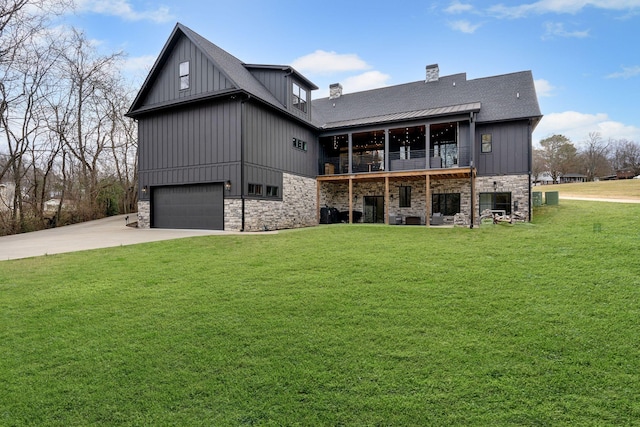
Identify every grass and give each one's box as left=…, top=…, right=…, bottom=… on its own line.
left=534, top=179, right=640, bottom=200
left=1, top=200, right=640, bottom=425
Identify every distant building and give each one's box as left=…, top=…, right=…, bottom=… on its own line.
left=559, top=173, right=586, bottom=183
left=0, top=183, right=15, bottom=211
left=616, top=169, right=635, bottom=180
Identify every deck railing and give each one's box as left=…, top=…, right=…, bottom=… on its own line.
left=319, top=146, right=471, bottom=175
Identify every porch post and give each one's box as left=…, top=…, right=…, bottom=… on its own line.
left=384, top=176, right=389, bottom=224
left=348, top=177, right=353, bottom=224
left=425, top=173, right=431, bottom=227
left=316, top=180, right=321, bottom=224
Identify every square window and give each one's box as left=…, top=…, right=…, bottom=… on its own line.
left=432, top=193, right=461, bottom=216
left=292, top=137, right=307, bottom=152
left=481, top=134, right=492, bottom=153
left=292, top=82, right=307, bottom=113
left=479, top=192, right=512, bottom=215
left=266, top=186, right=279, bottom=197
left=399, top=186, right=411, bottom=208
left=248, top=183, right=263, bottom=196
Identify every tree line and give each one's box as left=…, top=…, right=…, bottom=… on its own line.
left=534, top=133, right=640, bottom=184
left=0, top=0, right=137, bottom=236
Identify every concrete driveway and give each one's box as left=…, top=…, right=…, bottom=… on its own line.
left=0, top=214, right=227, bottom=261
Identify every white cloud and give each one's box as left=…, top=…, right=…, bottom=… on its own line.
left=489, top=0, right=640, bottom=19
left=448, top=20, right=483, bottom=33
left=606, top=65, right=640, bottom=79
left=533, top=111, right=640, bottom=145
left=445, top=2, right=475, bottom=14
left=342, top=71, right=391, bottom=94
left=291, top=50, right=370, bottom=74
left=542, top=22, right=590, bottom=38
left=534, top=79, right=556, bottom=97
left=122, top=54, right=156, bottom=73
left=75, top=0, right=173, bottom=23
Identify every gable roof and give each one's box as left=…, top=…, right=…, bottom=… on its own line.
left=312, top=71, right=542, bottom=130
left=126, top=23, right=316, bottom=121
left=128, top=23, right=542, bottom=133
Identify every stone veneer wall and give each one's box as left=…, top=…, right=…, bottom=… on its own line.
left=225, top=172, right=317, bottom=231
left=319, top=178, right=472, bottom=225
left=474, top=174, right=530, bottom=224
left=137, top=200, right=150, bottom=228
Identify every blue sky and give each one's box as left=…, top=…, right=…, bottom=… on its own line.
left=62, top=0, right=640, bottom=146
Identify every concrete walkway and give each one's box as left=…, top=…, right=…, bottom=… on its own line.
left=560, top=196, right=640, bottom=203
left=0, top=215, right=232, bottom=261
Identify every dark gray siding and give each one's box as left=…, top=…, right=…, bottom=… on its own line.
left=475, top=121, right=530, bottom=176
left=245, top=165, right=284, bottom=198
left=244, top=102, right=318, bottom=178
left=248, top=69, right=288, bottom=107
left=141, top=35, right=235, bottom=107
left=138, top=100, right=243, bottom=197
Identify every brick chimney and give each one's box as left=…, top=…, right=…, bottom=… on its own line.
left=426, top=64, right=439, bottom=83
left=329, top=83, right=343, bottom=99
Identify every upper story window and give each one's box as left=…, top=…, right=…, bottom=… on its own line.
left=292, top=137, right=307, bottom=152
left=179, top=61, right=190, bottom=90
left=292, top=82, right=307, bottom=113
left=481, top=134, right=492, bottom=153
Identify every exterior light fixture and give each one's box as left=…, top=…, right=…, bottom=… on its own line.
left=225, top=180, right=231, bottom=191
left=493, top=181, right=497, bottom=192
left=142, top=185, right=148, bottom=194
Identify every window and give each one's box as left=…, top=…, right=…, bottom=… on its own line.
left=432, top=193, right=461, bottom=216
left=292, top=82, right=307, bottom=113
left=479, top=192, right=511, bottom=214
left=292, top=137, right=307, bottom=152
left=399, top=186, right=411, bottom=208
left=248, top=183, right=263, bottom=196
left=266, top=186, right=279, bottom=197
left=481, top=134, right=492, bottom=153
left=179, top=61, right=190, bottom=90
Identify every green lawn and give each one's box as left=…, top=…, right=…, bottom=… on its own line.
left=1, top=200, right=640, bottom=425
left=535, top=178, right=640, bottom=200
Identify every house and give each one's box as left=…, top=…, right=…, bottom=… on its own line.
left=0, top=183, right=15, bottom=211
left=533, top=172, right=556, bottom=186
left=559, top=173, right=586, bottom=183
left=126, top=23, right=542, bottom=230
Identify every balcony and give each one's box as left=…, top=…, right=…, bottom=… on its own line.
left=320, top=146, right=470, bottom=175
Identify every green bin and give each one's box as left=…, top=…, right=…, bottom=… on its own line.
left=545, top=191, right=559, bottom=205
left=532, top=192, right=543, bottom=207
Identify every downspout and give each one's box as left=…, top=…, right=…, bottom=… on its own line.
left=469, top=112, right=476, bottom=229
left=528, top=119, right=533, bottom=222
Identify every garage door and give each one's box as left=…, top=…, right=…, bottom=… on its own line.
left=152, top=183, right=224, bottom=230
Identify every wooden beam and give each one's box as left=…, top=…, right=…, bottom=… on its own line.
left=384, top=176, right=389, bottom=224
left=348, top=177, right=353, bottom=224
left=316, top=180, right=320, bottom=224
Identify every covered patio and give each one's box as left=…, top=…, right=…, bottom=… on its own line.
left=317, top=167, right=475, bottom=227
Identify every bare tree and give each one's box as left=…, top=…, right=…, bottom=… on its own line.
left=54, top=28, right=124, bottom=220
left=610, top=139, right=640, bottom=176
left=578, top=132, right=610, bottom=181
left=538, top=134, right=578, bottom=183
left=104, top=84, right=138, bottom=213
left=532, top=148, right=545, bottom=184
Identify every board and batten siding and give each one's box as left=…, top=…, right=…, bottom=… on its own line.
left=141, top=35, right=235, bottom=108
left=248, top=68, right=288, bottom=108
left=475, top=121, right=530, bottom=176
left=138, top=100, right=243, bottom=198
left=243, top=102, right=318, bottom=178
